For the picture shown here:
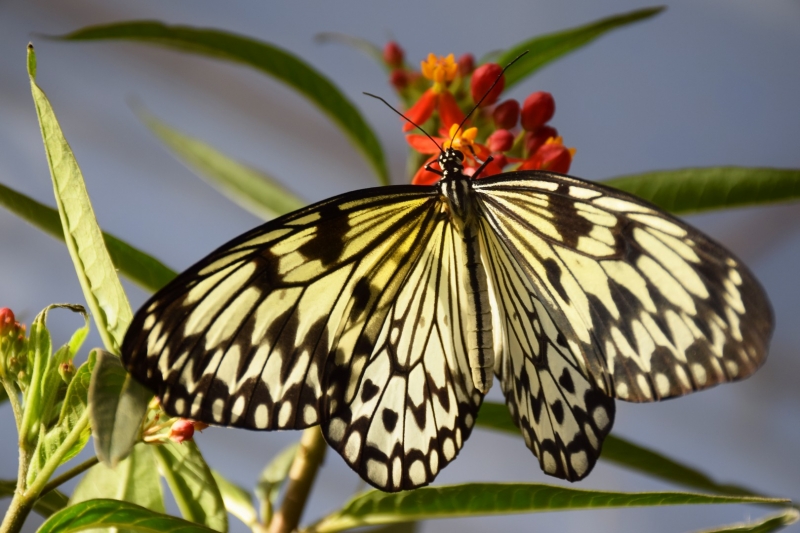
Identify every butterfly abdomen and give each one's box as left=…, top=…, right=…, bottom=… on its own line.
left=441, top=176, right=494, bottom=393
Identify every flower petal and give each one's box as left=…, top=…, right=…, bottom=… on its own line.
left=437, top=91, right=465, bottom=132
left=411, top=155, right=441, bottom=185
left=403, top=89, right=437, bottom=132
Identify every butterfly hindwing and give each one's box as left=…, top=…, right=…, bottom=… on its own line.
left=322, top=215, right=482, bottom=490
left=480, top=217, right=615, bottom=480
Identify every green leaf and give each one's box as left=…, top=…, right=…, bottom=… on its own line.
left=38, top=499, right=219, bottom=533
left=27, top=44, right=133, bottom=353
left=211, top=470, right=257, bottom=529
left=89, top=350, right=151, bottom=467
left=315, top=32, right=387, bottom=70
left=494, top=7, right=665, bottom=89
left=1, top=480, right=69, bottom=518
left=71, top=443, right=166, bottom=514
left=0, top=181, right=177, bottom=293
left=604, top=167, right=800, bottom=214
left=312, top=484, right=788, bottom=533
left=475, top=402, right=757, bottom=497
left=138, top=110, right=305, bottom=219
left=57, top=21, right=389, bottom=185
left=151, top=441, right=227, bottom=532
left=693, top=509, right=799, bottom=533
left=255, top=442, right=298, bottom=525
left=26, top=350, right=95, bottom=487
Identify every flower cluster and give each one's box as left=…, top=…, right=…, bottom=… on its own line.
left=0, top=307, right=28, bottom=384
left=142, top=396, right=208, bottom=445
left=382, top=43, right=575, bottom=185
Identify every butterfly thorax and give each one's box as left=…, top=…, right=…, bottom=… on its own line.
left=436, top=148, right=495, bottom=394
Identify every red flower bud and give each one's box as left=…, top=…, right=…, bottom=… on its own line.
left=492, top=99, right=520, bottom=130
left=383, top=41, right=404, bottom=67
left=524, top=125, right=558, bottom=155
left=471, top=63, right=504, bottom=107
left=0, top=308, right=14, bottom=335
left=169, top=419, right=196, bottom=444
left=521, top=91, right=555, bottom=131
left=457, top=53, right=475, bottom=76
left=390, top=69, right=409, bottom=90
left=487, top=129, right=514, bottom=153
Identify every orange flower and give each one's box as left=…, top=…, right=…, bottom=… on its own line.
left=403, top=54, right=465, bottom=132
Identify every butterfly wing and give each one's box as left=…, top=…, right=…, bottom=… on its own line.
left=121, top=185, right=481, bottom=491
left=473, top=171, right=772, bottom=479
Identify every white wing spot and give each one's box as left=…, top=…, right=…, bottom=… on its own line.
left=570, top=451, right=588, bottom=477
left=616, top=382, right=629, bottom=399
left=344, top=432, right=361, bottom=463
left=303, top=405, right=317, bottom=425
left=691, top=363, right=707, bottom=386
left=212, top=398, right=225, bottom=423
left=655, top=373, right=671, bottom=397
left=367, top=459, right=388, bottom=488
left=174, top=398, right=186, bottom=415
left=255, top=404, right=269, bottom=429
left=542, top=451, right=557, bottom=474
left=409, top=460, right=426, bottom=486
left=636, top=374, right=653, bottom=400
left=593, top=405, right=610, bottom=430
left=443, top=438, right=455, bottom=460
left=231, top=396, right=246, bottom=422
left=430, top=450, right=439, bottom=475
left=278, top=402, right=292, bottom=427
left=328, top=417, right=346, bottom=443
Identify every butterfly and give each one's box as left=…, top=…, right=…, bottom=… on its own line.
left=121, top=144, right=772, bottom=492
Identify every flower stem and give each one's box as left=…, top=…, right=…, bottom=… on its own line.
left=268, top=426, right=327, bottom=533
left=0, top=491, right=35, bottom=533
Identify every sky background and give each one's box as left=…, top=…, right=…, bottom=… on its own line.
left=1, top=1, right=799, bottom=532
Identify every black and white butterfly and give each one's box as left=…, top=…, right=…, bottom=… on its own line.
left=121, top=145, right=772, bottom=491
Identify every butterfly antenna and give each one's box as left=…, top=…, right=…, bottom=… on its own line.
left=363, top=92, right=443, bottom=153
left=450, top=50, right=529, bottom=147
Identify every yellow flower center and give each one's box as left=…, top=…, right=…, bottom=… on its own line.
left=444, top=124, right=478, bottom=152
left=421, top=53, right=458, bottom=92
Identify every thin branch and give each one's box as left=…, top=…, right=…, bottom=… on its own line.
left=39, top=455, right=98, bottom=497
left=269, top=427, right=327, bottom=533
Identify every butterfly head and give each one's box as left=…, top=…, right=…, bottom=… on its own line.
left=438, top=148, right=466, bottom=179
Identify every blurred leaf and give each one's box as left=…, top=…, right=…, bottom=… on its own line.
left=0, top=181, right=177, bottom=292
left=38, top=499, right=219, bottom=533
left=315, top=32, right=386, bottom=70
left=152, top=441, right=227, bottom=532
left=89, top=350, right=151, bottom=467
left=494, top=7, right=664, bottom=88
left=27, top=44, right=132, bottom=353
left=476, top=402, right=757, bottom=497
left=211, top=470, right=257, bottom=529
left=693, top=509, right=799, bottom=533
left=1, top=480, right=69, bottom=518
left=71, top=443, right=166, bottom=513
left=58, top=21, right=389, bottom=185
left=312, top=484, right=787, bottom=533
left=604, top=167, right=800, bottom=214
left=138, top=110, right=305, bottom=219
left=256, top=442, right=298, bottom=524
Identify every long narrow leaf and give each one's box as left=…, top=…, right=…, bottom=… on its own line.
left=38, top=499, right=218, bottom=533
left=151, top=441, right=227, bottom=532
left=138, top=110, right=305, bottom=219
left=476, top=402, right=755, bottom=496
left=312, top=484, right=788, bottom=533
left=0, top=181, right=176, bottom=292
left=212, top=470, right=257, bottom=529
left=57, top=21, right=389, bottom=185
left=28, top=44, right=132, bottom=353
left=494, top=7, right=664, bottom=88
left=604, top=167, right=800, bottom=214
left=693, top=509, right=799, bottom=533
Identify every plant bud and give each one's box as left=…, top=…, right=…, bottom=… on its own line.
left=492, top=99, right=520, bottom=129
left=487, top=129, right=514, bottom=153
left=383, top=41, right=404, bottom=67
left=457, top=53, right=475, bottom=76
left=521, top=91, right=555, bottom=131
left=471, top=63, right=504, bottom=107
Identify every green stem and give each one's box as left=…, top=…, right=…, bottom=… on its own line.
left=268, top=427, right=327, bottom=533
left=38, top=455, right=98, bottom=497
left=24, top=410, right=89, bottom=498
left=1, top=381, right=22, bottom=431
left=0, top=490, right=35, bottom=533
